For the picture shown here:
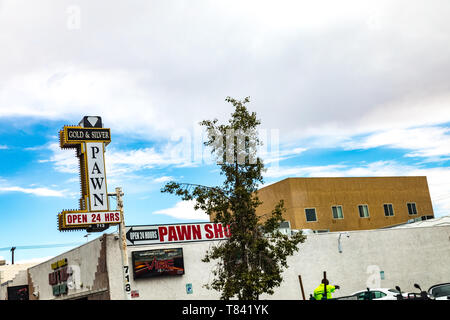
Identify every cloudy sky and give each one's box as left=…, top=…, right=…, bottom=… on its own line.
left=1, top=0, right=449, bottom=262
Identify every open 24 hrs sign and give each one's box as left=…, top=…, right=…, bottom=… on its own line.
left=57, top=117, right=121, bottom=232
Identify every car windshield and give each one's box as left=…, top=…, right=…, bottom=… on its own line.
left=430, top=285, right=450, bottom=298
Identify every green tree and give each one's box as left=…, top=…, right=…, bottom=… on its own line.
left=162, top=96, right=306, bottom=300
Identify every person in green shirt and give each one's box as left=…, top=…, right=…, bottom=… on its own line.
left=313, top=279, right=340, bottom=300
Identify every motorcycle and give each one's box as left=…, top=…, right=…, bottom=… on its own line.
left=395, top=284, right=432, bottom=300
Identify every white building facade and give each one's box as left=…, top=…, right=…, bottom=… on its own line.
left=19, top=220, right=450, bottom=300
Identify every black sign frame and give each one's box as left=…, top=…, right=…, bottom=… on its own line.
left=64, top=127, right=111, bottom=143
left=132, top=248, right=185, bottom=279
left=7, top=285, right=29, bottom=300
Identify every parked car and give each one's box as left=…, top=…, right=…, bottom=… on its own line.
left=428, top=283, right=450, bottom=300
left=350, top=288, right=408, bottom=300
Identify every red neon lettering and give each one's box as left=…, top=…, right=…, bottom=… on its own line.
left=192, top=225, right=201, bottom=240
left=204, top=224, right=213, bottom=239
left=213, top=224, right=224, bottom=238
left=147, top=257, right=174, bottom=271
left=48, top=273, right=55, bottom=285
left=149, top=258, right=155, bottom=270
left=105, top=214, right=110, bottom=222
left=176, top=225, right=191, bottom=241
left=168, top=226, right=178, bottom=242
left=82, top=214, right=87, bottom=223
left=115, top=212, right=120, bottom=221
left=158, top=227, right=168, bottom=242
left=67, top=215, right=72, bottom=224
left=224, top=224, right=231, bottom=237
left=60, top=266, right=69, bottom=282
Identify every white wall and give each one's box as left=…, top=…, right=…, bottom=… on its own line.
left=116, top=225, right=450, bottom=300
left=271, top=225, right=450, bottom=299
left=105, top=235, right=122, bottom=300
left=25, top=224, right=450, bottom=300
left=114, top=241, right=223, bottom=300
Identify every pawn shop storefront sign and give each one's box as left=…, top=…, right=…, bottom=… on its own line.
left=57, top=116, right=121, bottom=232
left=49, top=259, right=69, bottom=296
left=64, top=211, right=121, bottom=227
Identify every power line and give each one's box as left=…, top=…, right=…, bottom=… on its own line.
left=0, top=242, right=84, bottom=252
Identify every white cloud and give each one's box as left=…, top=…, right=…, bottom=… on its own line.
left=0, top=145, right=8, bottom=150
left=153, top=176, right=174, bottom=184
left=14, top=256, right=54, bottom=265
left=343, top=126, right=450, bottom=159
left=106, top=146, right=194, bottom=176
left=0, top=0, right=449, bottom=222
left=153, top=200, right=209, bottom=221
left=0, top=185, right=66, bottom=197
left=0, top=177, right=73, bottom=198
left=40, top=140, right=197, bottom=178
left=39, top=142, right=78, bottom=173
left=1, top=0, right=450, bottom=143
left=0, top=67, right=165, bottom=138
left=0, top=256, right=54, bottom=265
left=38, top=140, right=196, bottom=197
left=261, top=143, right=307, bottom=165
left=265, top=164, right=348, bottom=179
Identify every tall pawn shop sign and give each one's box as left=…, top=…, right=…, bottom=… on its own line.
left=58, top=116, right=121, bottom=232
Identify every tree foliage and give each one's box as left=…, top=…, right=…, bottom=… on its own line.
left=162, top=96, right=306, bottom=300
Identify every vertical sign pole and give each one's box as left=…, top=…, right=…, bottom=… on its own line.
left=116, top=187, right=131, bottom=300
left=298, top=275, right=306, bottom=300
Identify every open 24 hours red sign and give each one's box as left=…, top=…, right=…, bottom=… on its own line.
left=61, top=210, right=122, bottom=228
left=125, top=222, right=231, bottom=246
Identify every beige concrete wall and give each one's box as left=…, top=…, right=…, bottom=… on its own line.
left=27, top=235, right=108, bottom=300
left=105, top=234, right=124, bottom=300
left=256, top=177, right=434, bottom=231
left=0, top=263, right=37, bottom=300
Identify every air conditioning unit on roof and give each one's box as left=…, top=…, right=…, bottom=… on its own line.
left=278, top=221, right=291, bottom=236
left=314, top=229, right=330, bottom=234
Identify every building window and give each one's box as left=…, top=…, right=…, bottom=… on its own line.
left=383, top=204, right=394, bottom=217
left=407, top=202, right=417, bottom=215
left=332, top=205, right=344, bottom=219
left=305, top=208, right=317, bottom=222
left=358, top=204, right=370, bottom=218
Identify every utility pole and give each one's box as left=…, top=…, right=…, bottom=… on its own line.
left=11, top=247, right=16, bottom=265
left=114, top=187, right=132, bottom=300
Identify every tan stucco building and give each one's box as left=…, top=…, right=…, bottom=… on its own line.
left=256, top=176, right=434, bottom=232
